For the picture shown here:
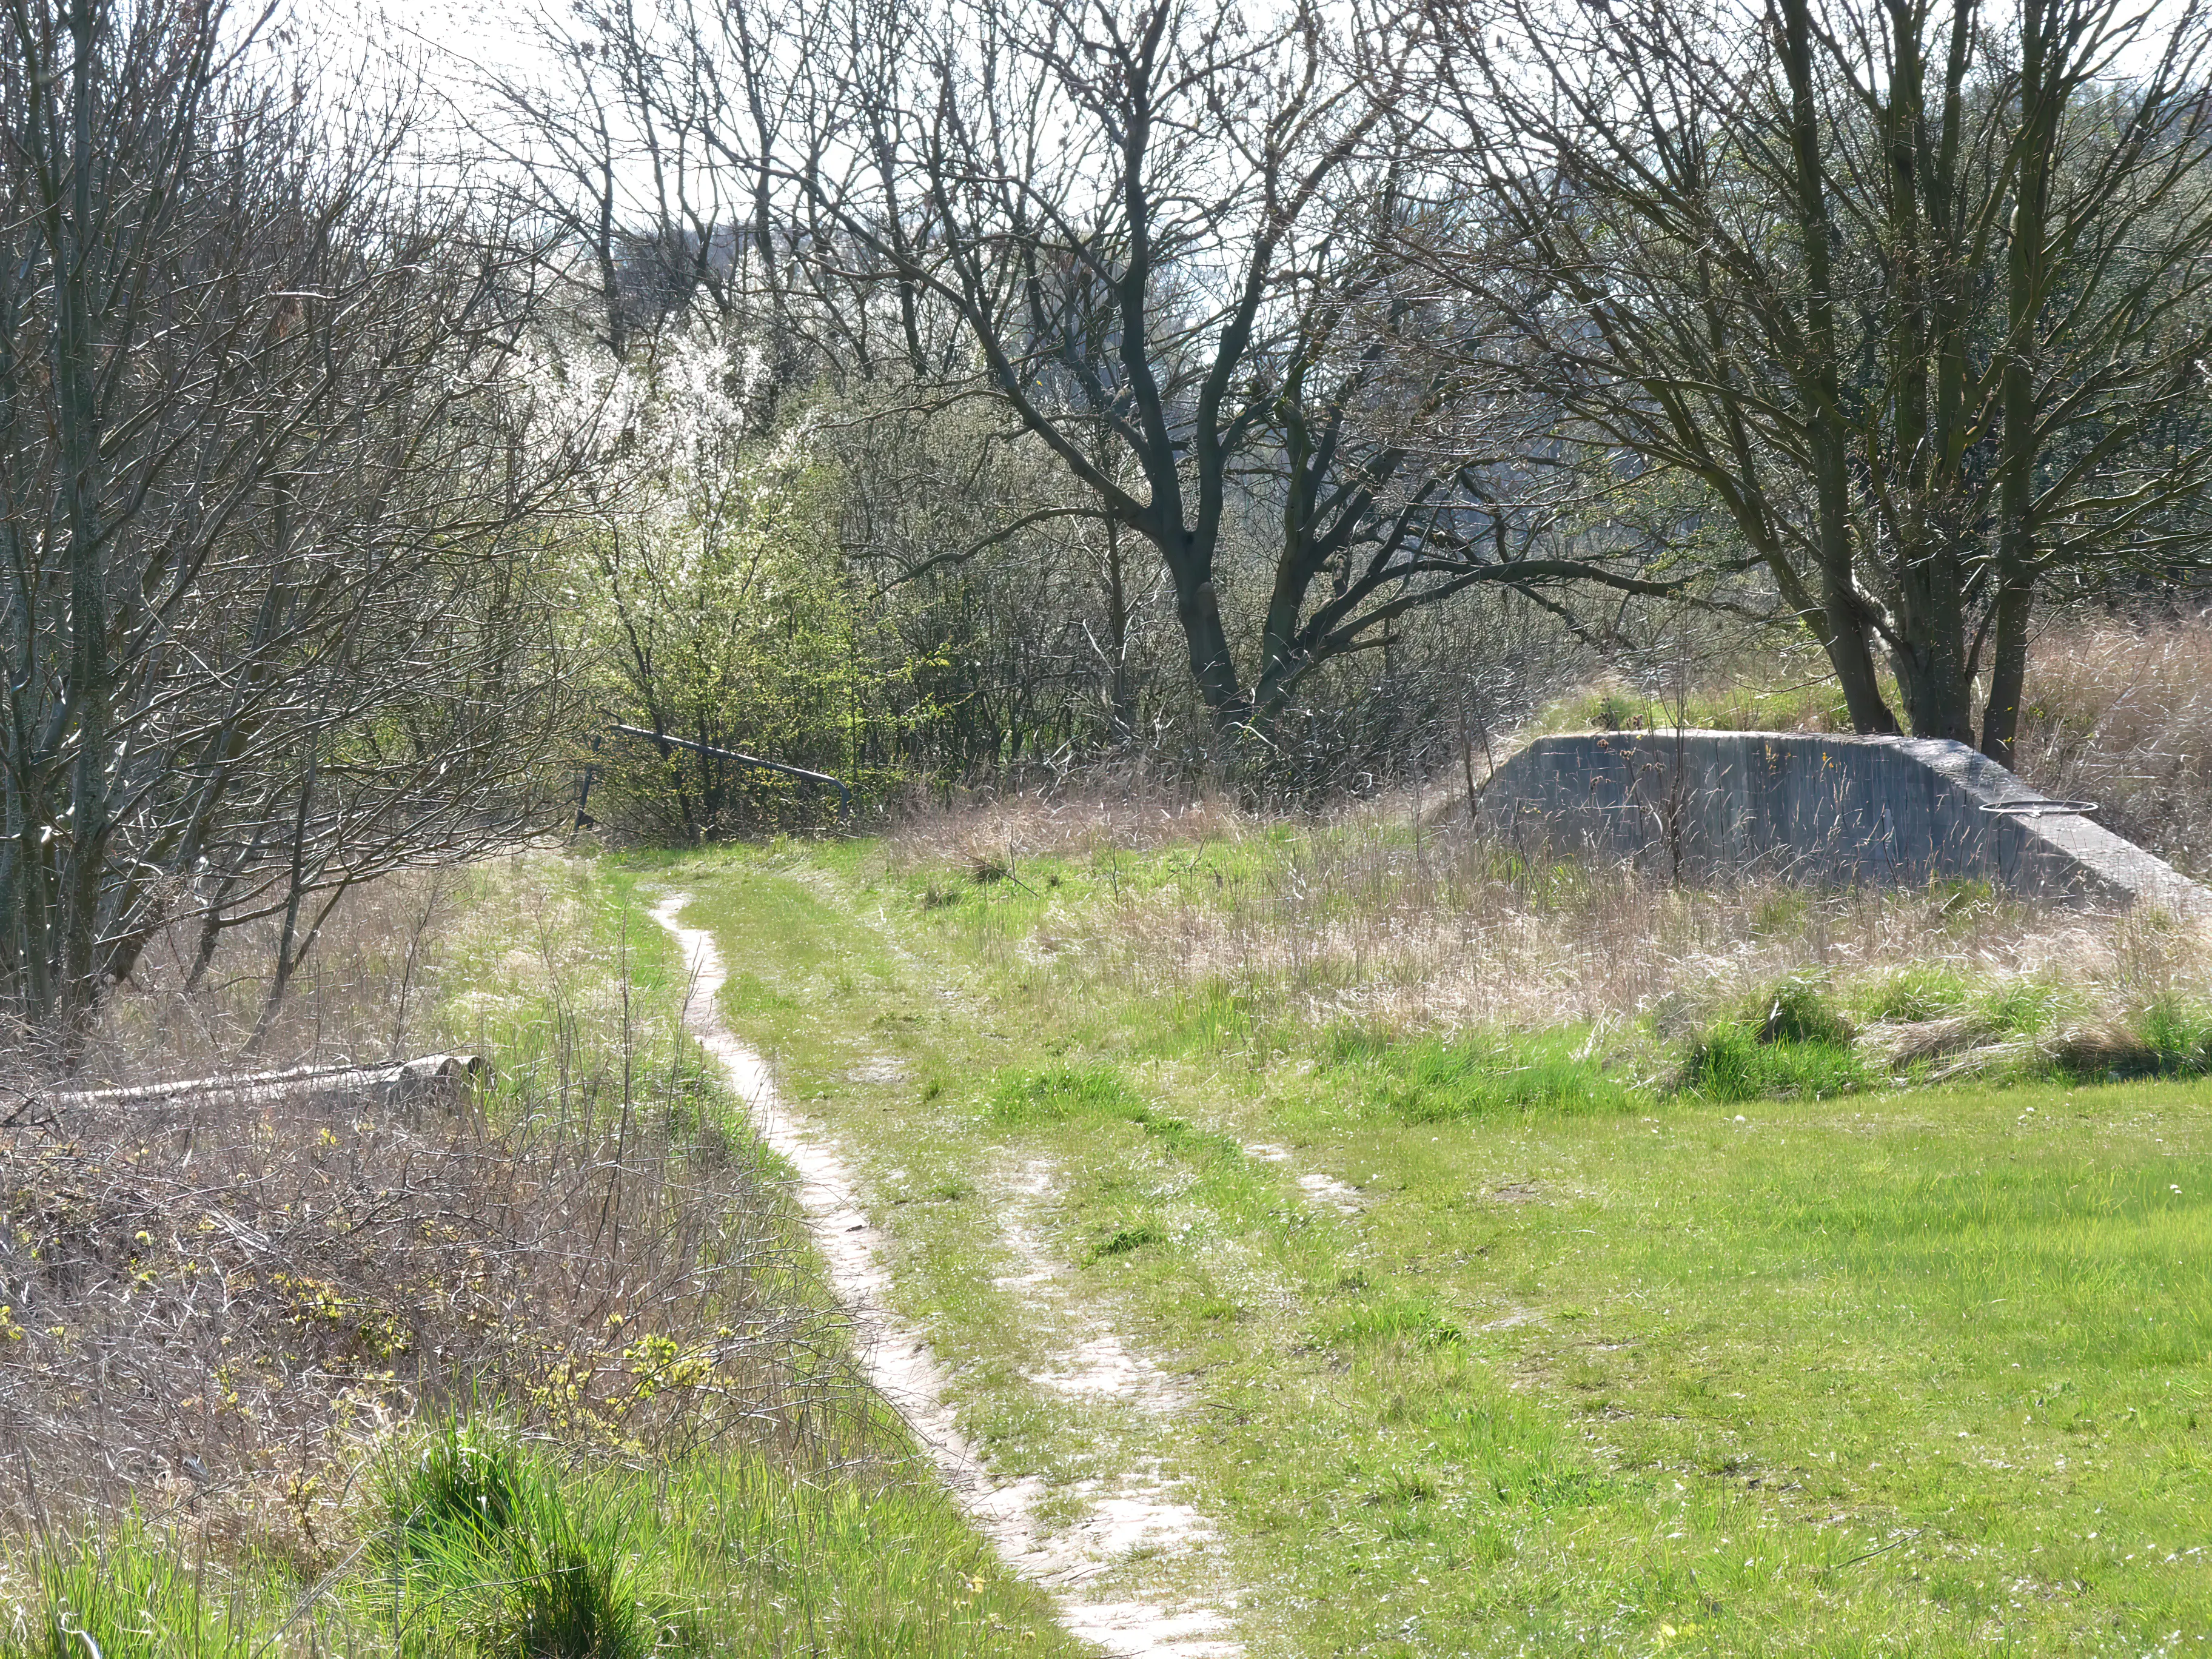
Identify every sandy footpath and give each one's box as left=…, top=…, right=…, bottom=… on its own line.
left=651, top=894, right=1240, bottom=1658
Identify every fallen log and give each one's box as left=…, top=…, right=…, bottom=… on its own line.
left=34, top=1053, right=492, bottom=1118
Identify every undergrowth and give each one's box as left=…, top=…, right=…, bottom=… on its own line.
left=867, top=766, right=2212, bottom=1101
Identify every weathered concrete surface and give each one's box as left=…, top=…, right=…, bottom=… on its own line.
left=1483, top=731, right=2212, bottom=916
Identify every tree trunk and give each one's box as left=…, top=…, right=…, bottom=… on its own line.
left=56, top=0, right=112, bottom=1039
left=1980, top=577, right=2034, bottom=766
left=1166, top=525, right=1252, bottom=735
left=1780, top=0, right=1899, bottom=736
left=1880, top=0, right=1974, bottom=746
left=1985, top=0, right=2054, bottom=766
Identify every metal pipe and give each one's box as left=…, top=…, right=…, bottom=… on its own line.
left=608, top=722, right=853, bottom=818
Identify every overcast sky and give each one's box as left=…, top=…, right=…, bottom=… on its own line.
left=294, top=0, right=551, bottom=102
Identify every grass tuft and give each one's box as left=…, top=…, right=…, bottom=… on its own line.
left=1680, top=1024, right=1863, bottom=1101
left=1980, top=976, right=2074, bottom=1035
left=1750, top=974, right=1854, bottom=1046
left=1326, top=1028, right=1638, bottom=1122
left=1854, top=965, right=1972, bottom=1022
left=385, top=1421, right=530, bottom=1557
left=377, top=1423, right=657, bottom=1659
left=990, top=1064, right=1144, bottom=1124
left=989, top=1064, right=1215, bottom=1151
left=1678, top=975, right=1863, bottom=1100
left=2138, top=994, right=2212, bottom=1074
left=1090, top=1223, right=1165, bottom=1261
left=1324, top=1294, right=1464, bottom=1350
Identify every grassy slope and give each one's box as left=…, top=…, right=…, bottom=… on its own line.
left=659, top=837, right=2212, bottom=1659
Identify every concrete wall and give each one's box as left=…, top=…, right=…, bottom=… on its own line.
left=1481, top=731, right=2212, bottom=916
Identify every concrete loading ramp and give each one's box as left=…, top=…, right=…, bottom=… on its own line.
left=1482, top=731, right=2212, bottom=916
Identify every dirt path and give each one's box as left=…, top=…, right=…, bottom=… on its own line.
left=651, top=894, right=1241, bottom=1659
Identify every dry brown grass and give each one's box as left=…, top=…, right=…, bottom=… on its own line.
left=885, top=777, right=2211, bottom=1054
left=2013, top=616, right=2212, bottom=877
left=0, top=868, right=477, bottom=1096
left=883, top=774, right=1251, bottom=873
left=873, top=618, right=2212, bottom=1077
left=1119, top=822, right=2197, bottom=1036
left=0, top=860, right=860, bottom=1571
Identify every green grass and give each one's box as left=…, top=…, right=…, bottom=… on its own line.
left=1533, top=674, right=1863, bottom=736
left=991, top=1062, right=1230, bottom=1155
left=378, top=1421, right=662, bottom=1659
left=5, top=1424, right=1071, bottom=1658
left=2142, top=996, right=2212, bottom=1075
left=1326, top=1028, right=1643, bottom=1121
left=10, top=1532, right=295, bottom=1659
left=1680, top=1024, right=1864, bottom=1102
left=1854, top=964, right=1974, bottom=1022
left=645, top=834, right=2212, bottom=1658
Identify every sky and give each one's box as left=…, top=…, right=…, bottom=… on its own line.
left=292, top=0, right=555, bottom=106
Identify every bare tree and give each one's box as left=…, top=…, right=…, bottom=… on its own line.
left=789, top=0, right=1702, bottom=744
left=1422, top=0, right=2212, bottom=759
left=495, top=0, right=1694, bottom=748
left=472, top=0, right=840, bottom=386
left=0, top=0, right=581, bottom=1044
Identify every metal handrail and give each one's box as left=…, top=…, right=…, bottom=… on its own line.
left=1979, top=797, right=2099, bottom=817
